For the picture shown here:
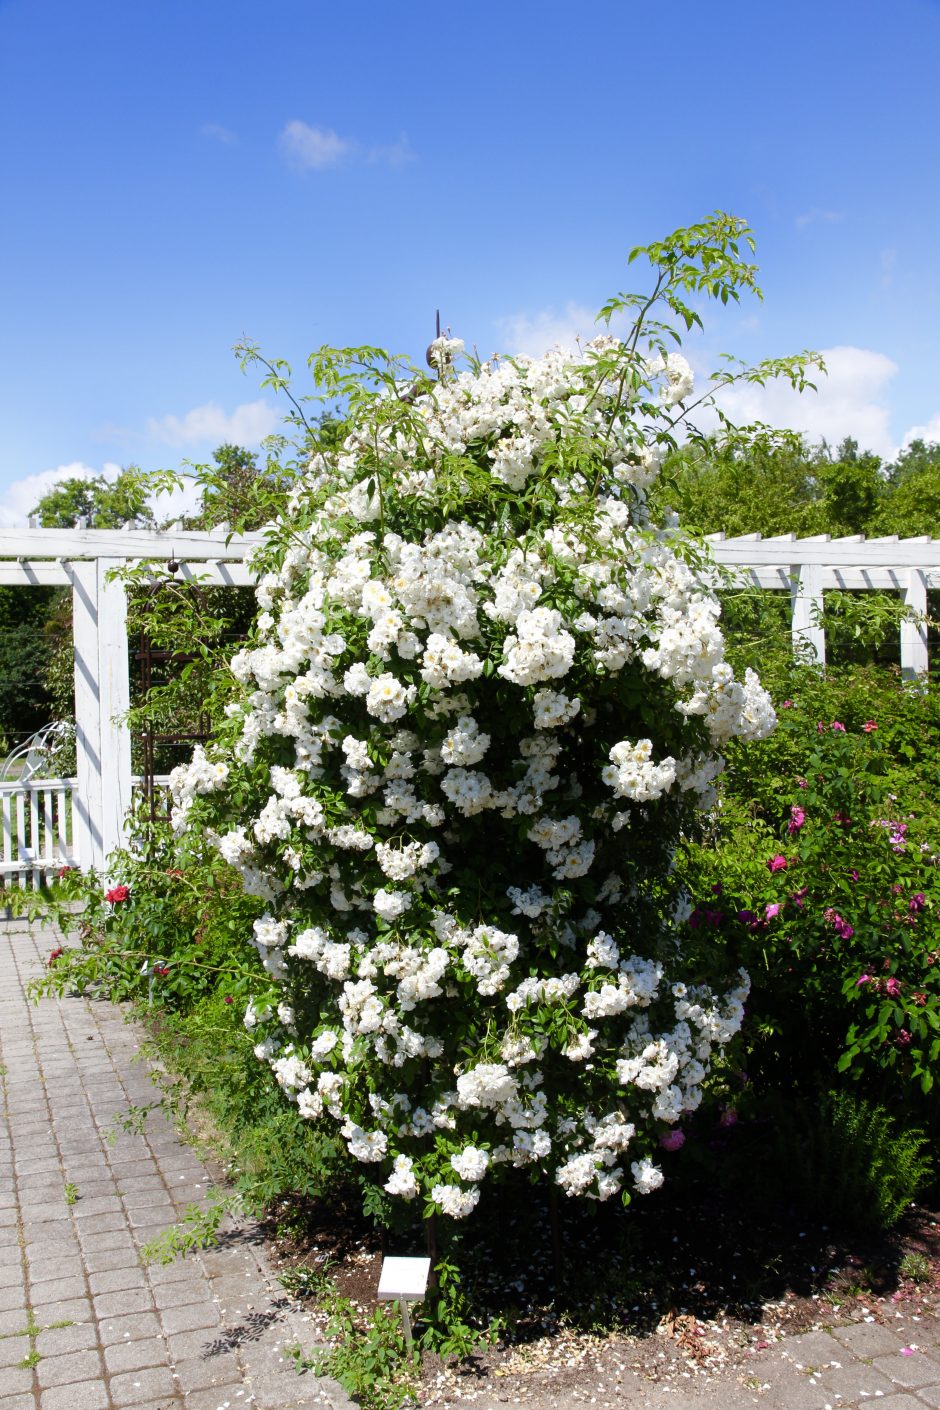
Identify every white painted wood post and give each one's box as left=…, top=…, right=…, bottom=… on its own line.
left=901, top=568, right=929, bottom=678
left=790, top=561, right=826, bottom=664
left=72, top=559, right=132, bottom=873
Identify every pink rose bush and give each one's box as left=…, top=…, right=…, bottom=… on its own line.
left=683, top=700, right=940, bottom=1098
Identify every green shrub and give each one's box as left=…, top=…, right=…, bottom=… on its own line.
left=28, top=807, right=266, bottom=1011
left=679, top=671, right=940, bottom=1105
left=762, top=1089, right=932, bottom=1231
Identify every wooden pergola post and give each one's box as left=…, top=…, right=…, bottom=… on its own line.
left=71, top=559, right=132, bottom=873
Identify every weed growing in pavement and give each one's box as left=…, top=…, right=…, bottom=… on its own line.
left=899, top=1250, right=931, bottom=1283
left=139, top=1191, right=235, bottom=1264
left=63, top=1182, right=79, bottom=1206
left=288, top=1289, right=420, bottom=1410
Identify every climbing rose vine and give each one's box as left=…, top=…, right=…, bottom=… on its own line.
left=170, top=216, right=811, bottom=1218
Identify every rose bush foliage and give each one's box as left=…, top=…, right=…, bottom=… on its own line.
left=682, top=694, right=940, bottom=1101
left=168, top=217, right=810, bottom=1219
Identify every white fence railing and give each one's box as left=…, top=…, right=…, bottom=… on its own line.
left=0, top=529, right=938, bottom=876
left=0, top=774, right=172, bottom=891
left=0, top=776, right=78, bottom=890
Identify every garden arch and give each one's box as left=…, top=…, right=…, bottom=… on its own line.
left=0, top=525, right=937, bottom=879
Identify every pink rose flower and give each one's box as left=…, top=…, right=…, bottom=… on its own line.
left=767, top=854, right=788, bottom=873
left=659, top=1130, right=686, bottom=1152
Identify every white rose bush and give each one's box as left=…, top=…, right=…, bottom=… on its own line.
left=170, top=215, right=819, bottom=1221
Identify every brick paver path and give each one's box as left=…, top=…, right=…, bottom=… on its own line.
left=0, top=917, right=351, bottom=1410
left=3, top=914, right=940, bottom=1410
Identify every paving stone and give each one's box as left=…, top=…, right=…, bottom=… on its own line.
left=109, top=1364, right=179, bottom=1403
left=125, top=1401, right=185, bottom=1410
left=30, top=1296, right=92, bottom=1325
left=832, top=1319, right=910, bottom=1357
left=165, top=1325, right=233, bottom=1361
left=26, top=1257, right=85, bottom=1285
left=66, top=1179, right=118, bottom=1200
left=167, top=1352, right=244, bottom=1392
left=0, top=1395, right=38, bottom=1410
left=873, top=1350, right=940, bottom=1388
left=0, top=1334, right=30, bottom=1368
left=34, top=1320, right=99, bottom=1356
left=133, top=1222, right=179, bottom=1248
left=0, top=922, right=337, bottom=1410
left=0, top=1307, right=31, bottom=1335
left=159, top=1299, right=222, bottom=1335
left=71, top=1196, right=125, bottom=1219
left=151, top=1277, right=211, bottom=1310
left=871, top=1397, right=937, bottom=1410
left=142, top=1259, right=200, bottom=1286
left=127, top=1203, right=176, bottom=1229
left=816, top=1359, right=897, bottom=1398
left=103, top=1335, right=169, bottom=1374
left=39, top=1380, right=109, bottom=1410
left=0, top=1264, right=24, bottom=1288
left=0, top=1282, right=27, bottom=1312
left=89, top=1265, right=147, bottom=1295
left=744, top=1376, right=833, bottom=1410
left=72, top=1211, right=125, bottom=1235
left=83, top=1246, right=143, bottom=1276
left=778, top=1327, right=843, bottom=1368
left=29, top=1275, right=89, bottom=1305
left=35, top=1347, right=104, bottom=1388
left=182, top=1386, right=255, bottom=1410
left=77, top=1227, right=137, bottom=1253
left=98, top=1309, right=162, bottom=1343
left=0, top=1368, right=34, bottom=1399
left=93, top=1285, right=155, bottom=1318
left=915, top=1386, right=940, bottom=1408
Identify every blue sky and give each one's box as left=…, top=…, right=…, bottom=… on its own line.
left=1, top=0, right=939, bottom=523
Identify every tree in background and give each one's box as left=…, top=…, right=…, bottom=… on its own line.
left=29, top=466, right=156, bottom=528
left=652, top=435, right=887, bottom=539
left=872, top=439, right=940, bottom=537
left=0, top=587, right=57, bottom=757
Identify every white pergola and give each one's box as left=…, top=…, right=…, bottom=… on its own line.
left=0, top=526, right=262, bottom=872
left=0, top=525, right=937, bottom=874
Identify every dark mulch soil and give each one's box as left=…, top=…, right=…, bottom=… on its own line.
left=257, top=1136, right=940, bottom=1406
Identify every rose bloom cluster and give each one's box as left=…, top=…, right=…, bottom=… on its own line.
left=170, top=336, right=774, bottom=1218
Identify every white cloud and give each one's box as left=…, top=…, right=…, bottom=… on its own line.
left=200, top=122, right=236, bottom=144
left=367, top=133, right=416, bottom=168
left=146, top=399, right=279, bottom=449
left=279, top=120, right=357, bottom=169
left=278, top=120, right=417, bottom=171
left=0, top=461, right=122, bottom=529
left=714, top=346, right=899, bottom=459
left=146, top=478, right=205, bottom=525
left=900, top=412, right=940, bottom=451
left=494, top=301, right=611, bottom=358
left=795, top=208, right=844, bottom=230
